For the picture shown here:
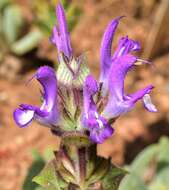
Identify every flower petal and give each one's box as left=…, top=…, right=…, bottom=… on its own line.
left=13, top=66, right=59, bottom=127
left=102, top=55, right=155, bottom=118
left=50, top=3, right=72, bottom=58
left=50, top=26, right=62, bottom=56
left=82, top=75, right=114, bottom=143
left=103, top=85, right=154, bottom=118
left=113, top=36, right=140, bottom=59
left=13, top=108, right=34, bottom=127
left=89, top=117, right=114, bottom=144
left=108, top=55, right=137, bottom=102
left=83, top=75, right=98, bottom=116
left=36, top=66, right=57, bottom=112
left=143, top=94, right=157, bottom=112
left=128, top=85, right=154, bottom=104
left=100, top=17, right=122, bottom=83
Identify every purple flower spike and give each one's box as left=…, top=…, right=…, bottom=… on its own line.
left=82, top=75, right=114, bottom=144
left=13, top=66, right=59, bottom=127
left=100, top=17, right=122, bottom=84
left=103, top=55, right=155, bottom=118
left=50, top=3, right=72, bottom=58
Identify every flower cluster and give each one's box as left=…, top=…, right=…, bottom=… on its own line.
left=13, top=3, right=157, bottom=144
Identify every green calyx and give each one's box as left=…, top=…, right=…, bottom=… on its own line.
left=57, top=54, right=90, bottom=89
left=52, top=54, right=90, bottom=133
left=33, top=137, right=127, bottom=190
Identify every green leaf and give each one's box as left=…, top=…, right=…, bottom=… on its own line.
left=0, top=0, right=11, bottom=10
left=119, top=137, right=169, bottom=190
left=33, top=160, right=68, bottom=190
left=130, top=144, right=158, bottom=176
left=119, top=173, right=148, bottom=190
left=87, top=158, right=110, bottom=185
left=157, top=137, right=169, bottom=163
left=22, top=156, right=45, bottom=190
left=11, top=30, right=42, bottom=55
left=34, top=187, right=45, bottom=190
left=149, top=166, right=169, bottom=190
left=2, top=5, right=23, bottom=43
left=149, top=181, right=168, bottom=190
left=102, top=165, right=127, bottom=190
left=31, top=149, right=44, bottom=161
left=43, top=147, right=55, bottom=162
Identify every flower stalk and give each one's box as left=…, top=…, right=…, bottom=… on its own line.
left=34, top=133, right=126, bottom=190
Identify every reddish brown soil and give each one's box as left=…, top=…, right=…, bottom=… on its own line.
left=0, top=0, right=169, bottom=190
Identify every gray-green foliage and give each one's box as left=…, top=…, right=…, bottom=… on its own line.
left=0, top=0, right=82, bottom=59
left=2, top=4, right=23, bottom=43
left=22, top=148, right=55, bottom=190
left=0, top=0, right=43, bottom=57
left=119, top=137, right=169, bottom=190
left=33, top=157, right=126, bottom=190
left=24, top=145, right=126, bottom=190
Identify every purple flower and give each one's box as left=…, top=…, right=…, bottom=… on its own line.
left=99, top=18, right=157, bottom=118
left=13, top=7, right=157, bottom=145
left=112, top=35, right=140, bottom=59
left=13, top=66, right=59, bottom=127
left=50, top=3, right=72, bottom=59
left=100, top=18, right=141, bottom=95
left=82, top=75, right=114, bottom=144
left=102, top=55, right=156, bottom=118
left=100, top=17, right=122, bottom=86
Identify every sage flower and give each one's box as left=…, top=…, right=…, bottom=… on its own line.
left=100, top=17, right=140, bottom=95
left=13, top=3, right=157, bottom=144
left=13, top=66, right=58, bottom=127
left=99, top=18, right=157, bottom=117
left=82, top=18, right=157, bottom=143
left=102, top=55, right=155, bottom=118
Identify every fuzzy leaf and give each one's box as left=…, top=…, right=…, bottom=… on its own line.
left=0, top=0, right=11, bottom=10
left=102, top=165, right=127, bottom=190
left=23, top=154, right=45, bottom=190
left=2, top=5, right=23, bottom=43
left=119, top=173, right=148, bottom=190
left=87, top=158, right=110, bottom=184
left=130, top=144, right=158, bottom=175
left=149, top=166, right=169, bottom=190
left=11, top=30, right=42, bottom=55
left=157, top=137, right=169, bottom=163
left=119, top=137, right=169, bottom=190
left=33, top=160, right=68, bottom=190
left=34, top=187, right=45, bottom=190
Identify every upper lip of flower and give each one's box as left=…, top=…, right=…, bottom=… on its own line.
left=100, top=17, right=122, bottom=84
left=99, top=17, right=142, bottom=96
left=50, top=2, right=72, bottom=59
left=13, top=66, right=59, bottom=127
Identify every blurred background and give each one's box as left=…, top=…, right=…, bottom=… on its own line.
left=0, top=0, right=169, bottom=189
